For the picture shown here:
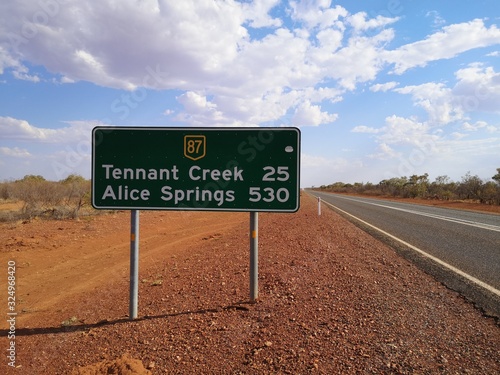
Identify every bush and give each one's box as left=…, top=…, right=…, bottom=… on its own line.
left=316, top=168, right=500, bottom=206
left=1, top=174, right=93, bottom=221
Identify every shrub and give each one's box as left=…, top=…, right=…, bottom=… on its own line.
left=2, top=174, right=92, bottom=221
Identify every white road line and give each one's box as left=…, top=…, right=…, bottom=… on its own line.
left=324, top=194, right=500, bottom=233
left=321, top=199, right=500, bottom=298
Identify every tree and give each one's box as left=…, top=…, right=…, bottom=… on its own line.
left=493, top=168, right=500, bottom=185
left=17, top=175, right=46, bottom=182
left=429, top=175, right=456, bottom=200
left=458, top=172, right=483, bottom=201
left=0, top=181, right=12, bottom=200
left=480, top=181, right=498, bottom=205
left=60, top=174, right=90, bottom=218
left=404, top=173, right=429, bottom=198
left=11, top=176, right=64, bottom=215
left=491, top=168, right=500, bottom=205
left=379, top=177, right=408, bottom=197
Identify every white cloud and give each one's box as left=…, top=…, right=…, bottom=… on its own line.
left=316, top=28, right=344, bottom=52
left=370, top=81, right=398, bottom=92
left=351, top=125, right=381, bottom=133
left=0, top=0, right=398, bottom=128
left=0, top=45, right=20, bottom=75
left=378, top=115, right=437, bottom=147
left=0, top=117, right=96, bottom=143
left=462, top=121, right=487, bottom=131
left=0, top=147, right=31, bottom=157
left=177, top=92, right=217, bottom=114
left=4, top=1, right=496, bottom=131
left=301, top=153, right=333, bottom=168
left=318, top=29, right=395, bottom=90
left=451, top=132, right=467, bottom=140
left=393, top=65, right=500, bottom=127
left=300, top=153, right=363, bottom=186
left=0, top=117, right=101, bottom=180
left=242, top=0, right=282, bottom=29
left=0, top=117, right=53, bottom=140
left=0, top=0, right=248, bottom=90
left=362, top=110, right=499, bottom=180
left=438, top=137, right=500, bottom=159
left=348, top=11, right=399, bottom=31
left=289, top=2, right=348, bottom=30
left=462, top=120, right=498, bottom=133
left=368, top=142, right=400, bottom=160
left=55, top=121, right=99, bottom=143
left=175, top=92, right=228, bottom=126
left=425, top=11, right=446, bottom=29
left=11, top=64, right=40, bottom=82
left=386, top=19, right=500, bottom=74
left=395, top=83, right=464, bottom=125
left=359, top=115, right=441, bottom=169
left=291, top=100, right=338, bottom=126
left=452, top=64, right=500, bottom=113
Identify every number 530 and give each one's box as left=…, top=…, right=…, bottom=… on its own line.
left=249, top=187, right=289, bottom=203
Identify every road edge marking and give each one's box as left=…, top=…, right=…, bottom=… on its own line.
left=321, top=199, right=500, bottom=298
left=331, top=194, right=500, bottom=232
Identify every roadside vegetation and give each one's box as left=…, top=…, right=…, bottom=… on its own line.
left=0, top=174, right=91, bottom=222
left=316, top=168, right=500, bottom=206
left=2, top=168, right=499, bottom=222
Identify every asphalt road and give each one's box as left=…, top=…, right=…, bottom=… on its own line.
left=307, top=190, right=500, bottom=316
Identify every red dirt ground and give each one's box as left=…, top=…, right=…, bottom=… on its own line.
left=1, top=195, right=499, bottom=374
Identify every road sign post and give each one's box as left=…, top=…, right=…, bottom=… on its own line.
left=250, top=211, right=258, bottom=302
left=92, top=127, right=300, bottom=315
left=129, top=210, right=139, bottom=320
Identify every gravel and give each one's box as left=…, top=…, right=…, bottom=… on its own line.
left=5, top=194, right=500, bottom=374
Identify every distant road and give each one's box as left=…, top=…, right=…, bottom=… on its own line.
left=307, top=190, right=500, bottom=316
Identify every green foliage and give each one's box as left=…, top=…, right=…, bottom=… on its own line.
left=0, top=182, right=11, bottom=200
left=0, top=174, right=92, bottom=220
left=60, top=174, right=86, bottom=184
left=316, top=168, right=500, bottom=205
left=17, top=175, right=46, bottom=182
left=492, top=168, right=500, bottom=184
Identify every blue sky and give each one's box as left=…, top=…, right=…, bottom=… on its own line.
left=1, top=0, right=499, bottom=187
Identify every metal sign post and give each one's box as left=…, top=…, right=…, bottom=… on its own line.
left=129, top=210, right=139, bottom=320
left=249, top=212, right=259, bottom=302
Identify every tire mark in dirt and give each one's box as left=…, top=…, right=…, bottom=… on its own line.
left=4, top=211, right=248, bottom=326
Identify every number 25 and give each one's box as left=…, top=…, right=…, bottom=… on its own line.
left=262, top=166, right=289, bottom=181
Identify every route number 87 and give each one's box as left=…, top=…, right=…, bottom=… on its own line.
left=186, top=139, right=203, bottom=153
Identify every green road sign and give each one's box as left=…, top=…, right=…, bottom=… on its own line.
left=92, top=127, right=300, bottom=212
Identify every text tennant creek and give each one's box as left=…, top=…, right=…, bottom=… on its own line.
left=99, top=164, right=291, bottom=206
